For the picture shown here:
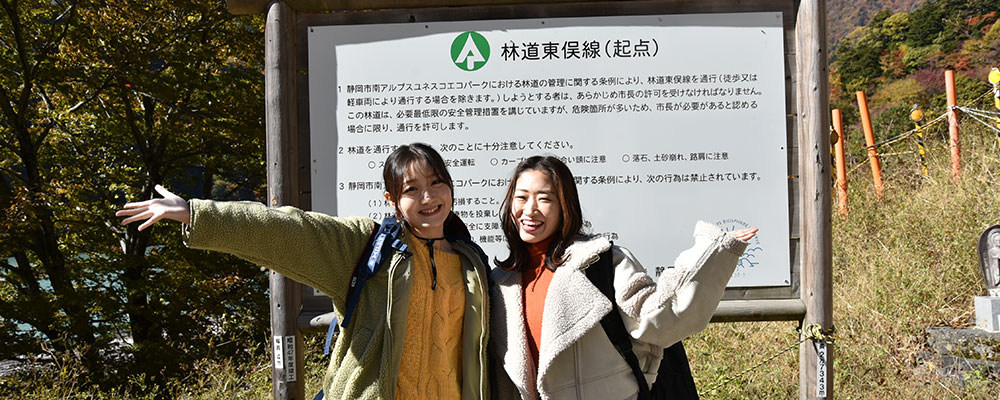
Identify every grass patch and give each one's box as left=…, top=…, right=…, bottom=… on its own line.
left=688, top=122, right=1000, bottom=398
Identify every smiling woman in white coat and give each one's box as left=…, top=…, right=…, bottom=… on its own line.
left=489, top=155, right=757, bottom=400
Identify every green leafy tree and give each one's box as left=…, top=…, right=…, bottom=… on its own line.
left=1, top=0, right=101, bottom=365
left=836, top=32, right=885, bottom=93
left=869, top=78, right=929, bottom=112
left=907, top=1, right=946, bottom=47
left=833, top=10, right=904, bottom=93
left=1, top=0, right=269, bottom=389
left=881, top=12, right=911, bottom=45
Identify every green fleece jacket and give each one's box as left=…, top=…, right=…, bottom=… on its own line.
left=182, top=200, right=491, bottom=399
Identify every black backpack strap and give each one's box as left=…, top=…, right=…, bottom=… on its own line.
left=341, top=217, right=409, bottom=328
left=585, top=246, right=652, bottom=400
left=322, top=220, right=380, bottom=356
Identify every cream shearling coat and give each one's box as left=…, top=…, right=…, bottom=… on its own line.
left=490, top=221, right=747, bottom=400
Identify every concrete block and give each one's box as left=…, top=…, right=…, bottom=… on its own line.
left=975, top=296, right=1000, bottom=332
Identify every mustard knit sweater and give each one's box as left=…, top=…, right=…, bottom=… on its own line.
left=395, top=236, right=465, bottom=399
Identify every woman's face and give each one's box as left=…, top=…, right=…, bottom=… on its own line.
left=511, top=169, right=562, bottom=244
left=386, top=161, right=452, bottom=237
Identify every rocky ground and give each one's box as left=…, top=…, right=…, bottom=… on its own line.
left=918, top=326, right=1000, bottom=387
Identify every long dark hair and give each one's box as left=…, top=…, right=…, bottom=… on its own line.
left=495, top=156, right=584, bottom=271
left=382, top=142, right=470, bottom=239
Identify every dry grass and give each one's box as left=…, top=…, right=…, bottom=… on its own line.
left=689, top=123, right=1000, bottom=399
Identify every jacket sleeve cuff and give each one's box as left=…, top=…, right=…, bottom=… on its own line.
left=694, top=220, right=748, bottom=257
left=181, top=198, right=205, bottom=247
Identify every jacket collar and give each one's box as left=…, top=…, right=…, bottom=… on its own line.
left=491, top=236, right=614, bottom=395
left=490, top=268, right=536, bottom=399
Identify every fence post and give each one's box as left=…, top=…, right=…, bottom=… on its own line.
left=832, top=109, right=847, bottom=217
left=856, top=91, right=883, bottom=200
left=945, top=70, right=961, bottom=181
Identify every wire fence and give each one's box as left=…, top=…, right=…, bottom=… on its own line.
left=709, top=70, right=996, bottom=388
left=837, top=87, right=1000, bottom=181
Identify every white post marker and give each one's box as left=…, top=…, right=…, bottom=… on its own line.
left=284, top=336, right=297, bottom=382
left=273, top=335, right=284, bottom=370
left=814, top=341, right=827, bottom=397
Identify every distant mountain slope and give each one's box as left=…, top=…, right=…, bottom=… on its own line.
left=828, top=0, right=926, bottom=47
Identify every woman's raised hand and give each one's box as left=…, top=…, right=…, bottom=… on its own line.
left=116, top=185, right=191, bottom=231
left=728, top=227, right=759, bottom=242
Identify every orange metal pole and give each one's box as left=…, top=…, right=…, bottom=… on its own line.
left=856, top=91, right=883, bottom=200
left=832, top=109, right=848, bottom=217
left=945, top=70, right=961, bottom=181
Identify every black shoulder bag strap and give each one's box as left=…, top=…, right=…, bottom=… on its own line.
left=585, top=247, right=652, bottom=400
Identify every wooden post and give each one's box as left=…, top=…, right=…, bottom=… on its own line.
left=856, top=91, right=882, bottom=200
left=265, top=2, right=304, bottom=399
left=945, top=70, right=961, bottom=181
left=832, top=109, right=847, bottom=218
left=796, top=0, right=834, bottom=398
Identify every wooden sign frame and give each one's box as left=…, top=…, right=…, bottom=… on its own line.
left=232, top=0, right=832, bottom=398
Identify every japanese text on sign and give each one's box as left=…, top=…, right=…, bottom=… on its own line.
left=309, top=12, right=791, bottom=287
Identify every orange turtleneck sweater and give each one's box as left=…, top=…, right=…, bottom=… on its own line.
left=522, top=237, right=555, bottom=366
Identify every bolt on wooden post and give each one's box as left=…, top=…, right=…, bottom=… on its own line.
left=855, top=91, right=883, bottom=200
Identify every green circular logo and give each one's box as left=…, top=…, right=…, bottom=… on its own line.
left=451, top=32, right=490, bottom=71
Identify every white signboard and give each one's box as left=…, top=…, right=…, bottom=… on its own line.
left=309, top=12, right=790, bottom=287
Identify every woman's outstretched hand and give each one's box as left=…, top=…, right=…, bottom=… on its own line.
left=116, top=185, right=190, bottom=231
left=728, top=227, right=758, bottom=242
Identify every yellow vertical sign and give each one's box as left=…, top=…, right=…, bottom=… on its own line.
left=989, top=68, right=1000, bottom=158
